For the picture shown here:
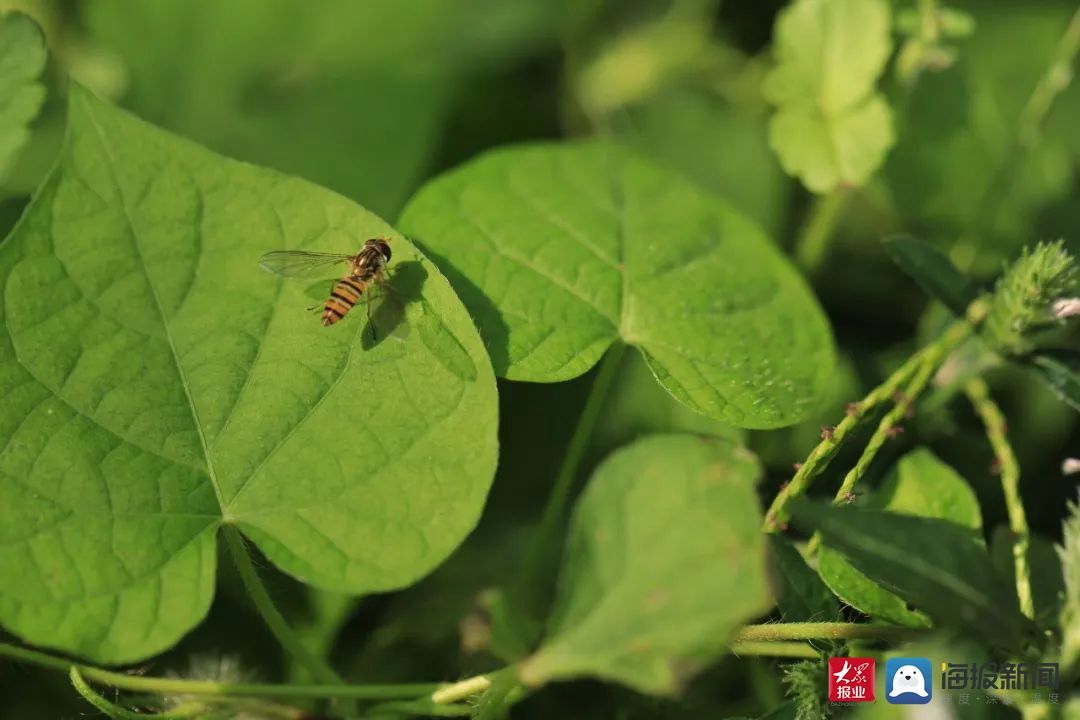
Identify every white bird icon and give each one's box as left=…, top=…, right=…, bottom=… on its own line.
left=832, top=660, right=852, bottom=684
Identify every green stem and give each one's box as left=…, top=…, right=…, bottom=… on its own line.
left=223, top=526, right=342, bottom=686
left=729, top=641, right=820, bottom=659
left=0, top=643, right=439, bottom=701
left=734, top=622, right=925, bottom=643
left=473, top=670, right=521, bottom=720
left=763, top=349, right=924, bottom=530
left=764, top=299, right=988, bottom=531
left=516, top=343, right=628, bottom=602
left=431, top=674, right=492, bottom=704
left=794, top=188, right=849, bottom=273
left=965, top=377, right=1034, bottom=619
left=833, top=318, right=972, bottom=501
left=70, top=668, right=208, bottom=719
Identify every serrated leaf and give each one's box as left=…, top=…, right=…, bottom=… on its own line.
left=768, top=536, right=839, bottom=622
left=0, top=84, right=497, bottom=663
left=399, top=141, right=835, bottom=429
left=0, top=12, right=46, bottom=179
left=763, top=0, right=895, bottom=192
left=518, top=434, right=772, bottom=695
left=883, top=235, right=980, bottom=316
left=817, top=448, right=981, bottom=627
left=791, top=499, right=1033, bottom=651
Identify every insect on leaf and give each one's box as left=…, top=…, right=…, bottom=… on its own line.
left=0, top=83, right=498, bottom=663
left=400, top=141, right=835, bottom=429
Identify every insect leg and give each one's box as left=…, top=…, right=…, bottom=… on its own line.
left=365, top=288, right=378, bottom=342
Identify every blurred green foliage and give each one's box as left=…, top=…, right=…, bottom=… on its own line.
left=3, top=0, right=1080, bottom=717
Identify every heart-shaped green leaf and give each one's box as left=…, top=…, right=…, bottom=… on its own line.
left=0, top=12, right=46, bottom=179
left=399, top=141, right=835, bottom=429
left=0, top=84, right=497, bottom=663
left=763, top=0, right=895, bottom=192
left=817, top=448, right=982, bottom=627
left=518, top=434, right=772, bottom=695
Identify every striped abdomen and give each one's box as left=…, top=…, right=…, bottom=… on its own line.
left=322, top=276, right=368, bottom=326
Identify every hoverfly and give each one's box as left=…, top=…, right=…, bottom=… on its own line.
left=259, top=238, right=400, bottom=337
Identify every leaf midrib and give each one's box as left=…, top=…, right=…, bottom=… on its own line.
left=79, top=93, right=227, bottom=514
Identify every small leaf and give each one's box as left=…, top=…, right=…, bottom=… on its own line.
left=883, top=235, right=980, bottom=316
left=0, top=12, right=47, bottom=179
left=817, top=448, right=982, bottom=627
left=518, top=434, right=772, bottom=695
left=400, top=141, right=836, bottom=429
left=1023, top=353, right=1080, bottom=412
left=768, top=536, right=839, bottom=622
left=763, top=0, right=895, bottom=192
left=0, top=84, right=498, bottom=663
left=791, top=499, right=1033, bottom=650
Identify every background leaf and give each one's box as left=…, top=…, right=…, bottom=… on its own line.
left=518, top=434, right=772, bottom=695
left=399, top=141, right=835, bottom=429
left=0, top=11, right=47, bottom=179
left=883, top=235, right=981, bottom=316
left=817, top=448, right=982, bottom=627
left=612, top=87, right=790, bottom=238
left=0, top=84, right=497, bottom=663
left=81, top=0, right=563, bottom=218
left=791, top=498, right=1032, bottom=651
left=763, top=0, right=894, bottom=191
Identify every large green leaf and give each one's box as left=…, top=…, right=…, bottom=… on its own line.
left=0, top=84, right=497, bottom=663
left=763, top=0, right=894, bottom=192
left=791, top=499, right=1033, bottom=651
left=0, top=11, right=46, bottom=179
left=817, top=448, right=981, bottom=627
left=518, top=434, right=772, bottom=695
left=399, top=141, right=835, bottom=429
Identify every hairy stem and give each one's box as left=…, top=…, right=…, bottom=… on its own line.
left=965, top=377, right=1034, bottom=619
left=730, top=641, right=820, bottom=659
left=734, top=623, right=925, bottom=643
left=0, top=642, right=440, bottom=701
left=223, top=526, right=342, bottom=686
left=764, top=299, right=988, bottom=531
left=833, top=317, right=973, bottom=501
left=795, top=188, right=849, bottom=273
left=70, top=668, right=209, bottom=720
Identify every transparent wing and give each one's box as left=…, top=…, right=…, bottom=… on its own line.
left=258, top=250, right=354, bottom=278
